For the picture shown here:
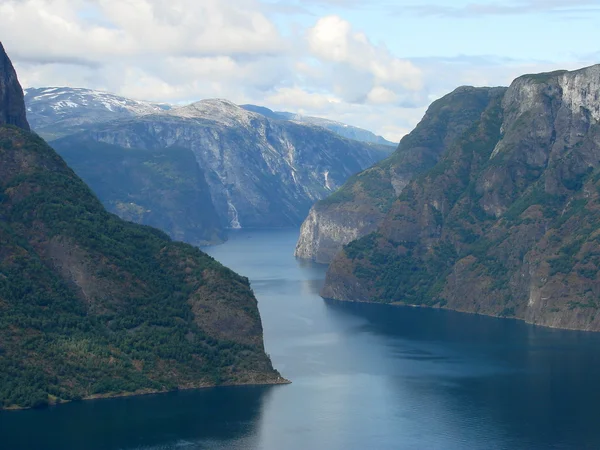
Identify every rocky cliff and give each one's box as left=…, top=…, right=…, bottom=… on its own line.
left=54, top=140, right=224, bottom=246
left=322, top=64, right=600, bottom=332
left=0, top=43, right=29, bottom=131
left=0, top=43, right=283, bottom=410
left=295, top=87, right=506, bottom=263
left=53, top=100, right=393, bottom=232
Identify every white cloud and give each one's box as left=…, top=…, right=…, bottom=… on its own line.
left=265, top=87, right=341, bottom=110
left=1, top=0, right=596, bottom=143
left=367, top=86, right=398, bottom=104
left=0, top=0, right=285, bottom=62
left=307, top=15, right=423, bottom=96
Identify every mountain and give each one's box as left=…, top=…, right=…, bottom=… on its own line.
left=54, top=140, right=225, bottom=246
left=321, top=64, right=600, bottom=332
left=24, top=87, right=171, bottom=140
left=0, top=43, right=283, bottom=410
left=295, top=86, right=505, bottom=263
left=23, top=89, right=395, bottom=146
left=0, top=43, right=29, bottom=131
left=52, top=99, right=394, bottom=234
left=241, top=104, right=397, bottom=146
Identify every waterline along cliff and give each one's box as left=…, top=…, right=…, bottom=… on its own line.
left=0, top=42, right=284, bottom=410
left=318, top=64, right=600, bottom=332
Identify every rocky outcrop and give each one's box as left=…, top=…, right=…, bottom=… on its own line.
left=295, top=205, right=382, bottom=264
left=295, top=86, right=506, bottom=263
left=54, top=100, right=393, bottom=232
left=322, top=64, right=600, bottom=332
left=0, top=46, right=283, bottom=410
left=0, top=42, right=29, bottom=131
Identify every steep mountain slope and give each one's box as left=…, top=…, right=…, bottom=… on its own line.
left=0, top=43, right=282, bottom=410
left=295, top=87, right=506, bottom=263
left=54, top=99, right=393, bottom=230
left=24, top=87, right=170, bottom=140
left=241, top=104, right=396, bottom=146
left=54, top=140, right=225, bottom=245
left=322, top=64, right=600, bottom=332
left=0, top=43, right=29, bottom=131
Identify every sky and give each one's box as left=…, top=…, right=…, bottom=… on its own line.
left=1, top=0, right=599, bottom=141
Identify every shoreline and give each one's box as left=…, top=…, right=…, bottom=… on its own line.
left=323, top=295, right=600, bottom=334
left=1, top=376, right=291, bottom=412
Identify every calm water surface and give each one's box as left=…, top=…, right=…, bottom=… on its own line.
left=3, top=229, right=600, bottom=449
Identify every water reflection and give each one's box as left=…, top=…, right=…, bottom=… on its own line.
left=323, top=299, right=600, bottom=449
left=1, top=386, right=274, bottom=450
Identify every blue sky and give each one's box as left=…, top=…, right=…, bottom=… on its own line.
left=270, top=0, right=600, bottom=60
left=1, top=0, right=599, bottom=140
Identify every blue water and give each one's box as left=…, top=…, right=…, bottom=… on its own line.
left=3, top=228, right=600, bottom=449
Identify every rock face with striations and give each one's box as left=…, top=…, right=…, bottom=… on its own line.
left=295, top=86, right=506, bottom=263
left=53, top=100, right=393, bottom=232
left=0, top=43, right=283, bottom=410
left=322, top=64, right=600, bottom=332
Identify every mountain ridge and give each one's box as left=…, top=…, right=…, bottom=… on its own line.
left=295, top=86, right=506, bottom=263
left=51, top=99, right=393, bottom=237
left=24, top=87, right=395, bottom=146
left=320, top=63, right=600, bottom=332
left=241, top=104, right=397, bottom=146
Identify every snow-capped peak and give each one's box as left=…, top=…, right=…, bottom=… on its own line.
left=25, top=87, right=171, bottom=117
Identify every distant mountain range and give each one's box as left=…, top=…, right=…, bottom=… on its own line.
left=25, top=87, right=171, bottom=140
left=24, top=88, right=394, bottom=244
left=24, top=87, right=396, bottom=147
left=240, top=104, right=397, bottom=146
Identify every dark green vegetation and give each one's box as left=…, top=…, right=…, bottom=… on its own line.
left=0, top=126, right=281, bottom=409
left=295, top=86, right=506, bottom=264
left=322, top=65, right=600, bottom=331
left=53, top=139, right=224, bottom=245
left=315, top=86, right=506, bottom=212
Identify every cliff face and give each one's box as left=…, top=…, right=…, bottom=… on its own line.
left=322, top=64, right=600, bottom=332
left=54, top=140, right=225, bottom=246
left=54, top=100, right=392, bottom=231
left=0, top=45, right=282, bottom=410
left=0, top=43, right=29, bottom=131
left=295, top=87, right=506, bottom=263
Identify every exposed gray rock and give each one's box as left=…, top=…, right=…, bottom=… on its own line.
left=295, top=86, right=505, bottom=263
left=321, top=64, right=600, bottom=332
left=53, top=99, right=393, bottom=233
